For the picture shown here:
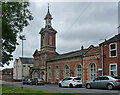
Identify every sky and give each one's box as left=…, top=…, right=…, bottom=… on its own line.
left=0, top=1, right=119, bottom=70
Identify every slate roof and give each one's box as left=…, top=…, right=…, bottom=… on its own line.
left=100, top=33, right=120, bottom=45
left=19, top=57, right=34, bottom=64
left=47, top=46, right=99, bottom=62
left=2, top=68, right=13, bottom=72
left=44, top=8, right=52, bottom=20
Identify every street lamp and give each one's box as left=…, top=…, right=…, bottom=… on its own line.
left=19, top=35, right=26, bottom=88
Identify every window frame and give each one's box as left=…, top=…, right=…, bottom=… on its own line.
left=65, top=65, right=69, bottom=78
left=109, top=43, right=117, bottom=57
left=48, top=67, right=52, bottom=79
left=90, top=64, right=96, bottom=80
left=109, top=63, right=117, bottom=77
left=55, top=66, right=59, bottom=79
left=76, top=64, right=82, bottom=80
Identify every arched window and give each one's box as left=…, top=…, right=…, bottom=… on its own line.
left=48, top=67, right=51, bottom=79
left=90, top=64, right=96, bottom=80
left=55, top=66, right=59, bottom=79
left=77, top=65, right=82, bottom=80
left=65, top=65, right=69, bottom=78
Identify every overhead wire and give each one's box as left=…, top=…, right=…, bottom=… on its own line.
left=65, top=2, right=92, bottom=33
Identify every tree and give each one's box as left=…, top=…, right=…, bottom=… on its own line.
left=2, top=2, right=33, bottom=66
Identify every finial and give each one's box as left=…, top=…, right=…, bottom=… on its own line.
left=48, top=3, right=49, bottom=10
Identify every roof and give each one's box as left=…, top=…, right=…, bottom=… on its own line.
left=2, top=68, right=13, bottom=72
left=100, top=33, right=120, bottom=45
left=40, top=27, right=57, bottom=34
left=19, top=57, right=34, bottom=64
left=44, top=8, right=52, bottom=20
left=47, top=45, right=99, bottom=62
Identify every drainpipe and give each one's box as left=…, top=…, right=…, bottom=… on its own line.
left=45, top=54, right=47, bottom=83
left=101, top=44, right=104, bottom=76
left=81, top=55, right=83, bottom=83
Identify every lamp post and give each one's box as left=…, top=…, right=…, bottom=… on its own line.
left=19, top=35, right=26, bottom=88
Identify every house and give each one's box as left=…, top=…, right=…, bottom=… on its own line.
left=99, top=34, right=120, bottom=77
left=13, top=57, right=33, bottom=80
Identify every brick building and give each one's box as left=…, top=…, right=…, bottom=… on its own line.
left=99, top=34, right=120, bottom=77
left=47, top=45, right=101, bottom=83
left=30, top=5, right=120, bottom=84
left=30, top=5, right=104, bottom=84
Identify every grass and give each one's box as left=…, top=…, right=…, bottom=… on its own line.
left=0, top=86, right=76, bottom=95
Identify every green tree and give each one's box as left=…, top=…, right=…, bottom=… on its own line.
left=2, top=2, right=33, bottom=66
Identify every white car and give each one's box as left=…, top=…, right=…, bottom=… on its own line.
left=59, top=77, right=82, bottom=88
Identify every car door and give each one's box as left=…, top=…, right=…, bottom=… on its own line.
left=61, top=78, right=68, bottom=86
left=100, top=76, right=109, bottom=88
left=91, top=77, right=102, bottom=88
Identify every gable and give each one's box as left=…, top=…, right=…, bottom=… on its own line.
left=33, top=49, right=39, bottom=57
left=85, top=48, right=98, bottom=55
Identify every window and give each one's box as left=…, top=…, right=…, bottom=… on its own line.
left=55, top=66, right=59, bottom=79
left=76, top=65, right=82, bottom=80
left=49, top=35, right=52, bottom=45
left=90, top=64, right=96, bottom=80
left=48, top=67, right=52, bottom=79
left=42, top=56, right=44, bottom=65
left=109, top=64, right=117, bottom=77
left=109, top=43, right=117, bottom=57
left=65, top=65, right=69, bottom=78
left=23, top=65, right=25, bottom=67
left=28, top=65, right=30, bottom=67
left=42, top=35, right=45, bottom=46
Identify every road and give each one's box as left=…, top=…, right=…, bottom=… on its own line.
left=1, top=81, right=120, bottom=95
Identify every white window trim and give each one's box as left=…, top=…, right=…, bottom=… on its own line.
left=55, top=66, right=59, bottom=79
left=109, top=63, right=117, bottom=76
left=109, top=43, right=117, bottom=57
left=48, top=67, right=52, bottom=79
left=77, top=65, right=82, bottom=80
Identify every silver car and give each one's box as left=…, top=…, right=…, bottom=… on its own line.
left=59, top=77, right=82, bottom=88
left=85, top=76, right=120, bottom=90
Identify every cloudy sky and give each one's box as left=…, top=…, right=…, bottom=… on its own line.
left=1, top=1, right=119, bottom=70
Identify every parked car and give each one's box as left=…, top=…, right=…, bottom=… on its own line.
left=85, top=76, right=120, bottom=90
left=32, top=78, right=45, bottom=85
left=23, top=78, right=32, bottom=85
left=59, top=77, right=82, bottom=88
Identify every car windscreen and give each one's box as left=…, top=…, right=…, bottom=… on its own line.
left=74, top=78, right=81, bottom=80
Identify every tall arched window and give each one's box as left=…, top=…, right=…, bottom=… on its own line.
left=55, top=66, right=59, bottom=79
left=48, top=67, right=51, bottom=79
left=90, top=64, right=96, bottom=80
left=65, top=65, right=69, bottom=78
left=77, top=65, right=82, bottom=80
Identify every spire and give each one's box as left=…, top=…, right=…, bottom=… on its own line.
left=44, top=3, right=53, bottom=28
left=44, top=3, right=52, bottom=20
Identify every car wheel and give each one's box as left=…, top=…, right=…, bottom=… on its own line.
left=59, top=83, right=62, bottom=87
left=69, top=83, right=73, bottom=88
left=86, top=84, right=91, bottom=89
left=107, top=84, right=113, bottom=90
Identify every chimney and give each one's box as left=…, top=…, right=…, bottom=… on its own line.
left=81, top=45, right=84, bottom=50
